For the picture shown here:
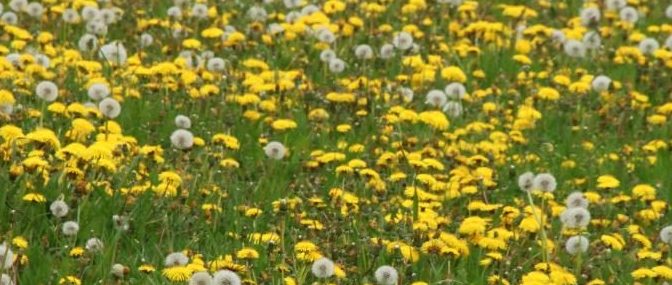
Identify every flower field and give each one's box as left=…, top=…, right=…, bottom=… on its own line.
left=2, top=0, right=672, bottom=284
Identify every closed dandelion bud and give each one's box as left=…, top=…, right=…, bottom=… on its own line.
left=518, top=172, right=535, bottom=192
left=354, top=44, right=374, bottom=60
left=0, top=243, right=14, bottom=269
left=49, top=199, right=69, bottom=218
left=328, top=58, right=346, bottom=73
left=565, top=192, right=589, bottom=209
left=638, top=38, right=660, bottom=55
left=564, top=40, right=586, bottom=58
left=393, top=32, right=413, bottom=50
left=99, top=97, right=121, bottom=119
left=660, top=226, right=672, bottom=244
left=213, top=270, right=241, bottom=285
left=591, top=75, right=612, bottom=92
left=425, top=89, right=447, bottom=107
left=374, top=265, right=398, bottom=285
left=560, top=207, right=591, bottom=228
left=62, top=221, right=80, bottom=236
left=579, top=7, right=600, bottom=27
left=190, top=272, right=213, bottom=285
left=264, top=141, right=286, bottom=160
left=380, top=43, right=395, bottom=59
left=533, top=173, right=557, bottom=192
left=565, top=236, right=589, bottom=255
left=170, top=129, right=194, bottom=150
left=1, top=273, right=13, bottom=285
left=311, top=257, right=335, bottom=279
left=442, top=101, right=463, bottom=118
left=175, top=115, right=192, bottom=129
left=619, top=6, right=639, bottom=23
left=36, top=81, right=59, bottom=102
left=87, top=83, right=110, bottom=101
left=85, top=237, right=104, bottom=253
left=165, top=252, right=189, bottom=267
left=444, top=82, right=467, bottom=100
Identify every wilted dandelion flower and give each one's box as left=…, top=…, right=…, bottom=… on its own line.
left=444, top=82, right=467, bottom=100
left=619, top=6, right=639, bottom=23
left=0, top=243, right=14, bottom=269
left=393, top=32, right=413, bottom=50
left=564, top=40, right=586, bottom=58
left=62, top=221, right=80, bottom=236
left=443, top=101, right=463, bottom=118
left=560, top=207, right=591, bottom=228
left=191, top=3, right=208, bottom=19
left=190, top=272, right=213, bottom=285
left=638, top=38, right=660, bottom=55
left=175, top=115, right=192, bottom=129
left=99, top=97, right=121, bottom=119
left=425, top=89, right=447, bottom=107
left=49, top=199, right=69, bottom=218
left=320, top=49, right=336, bottom=62
left=565, top=192, right=589, bottom=209
left=36, top=81, right=59, bottom=102
left=206, top=57, right=226, bottom=72
left=78, top=34, right=98, bottom=52
left=213, top=270, right=241, bottom=285
left=518, top=171, right=535, bottom=192
left=311, top=257, right=335, bottom=278
left=565, top=236, right=589, bottom=255
left=591, top=75, right=612, bottom=92
left=533, top=173, right=557, bottom=192
left=170, top=129, right=194, bottom=150
left=606, top=0, right=626, bottom=10
left=263, top=141, right=286, bottom=160
left=1, top=273, right=13, bottom=285
left=86, top=238, right=104, bottom=252
left=579, top=7, right=600, bottom=26
left=380, top=43, right=395, bottom=59
left=111, top=263, right=127, bottom=278
left=354, top=44, right=374, bottom=60
left=87, top=83, right=110, bottom=101
left=99, top=42, right=128, bottom=65
left=165, top=252, right=189, bottom=267
left=660, top=226, right=672, bottom=244
left=374, top=265, right=398, bottom=285
left=328, top=58, right=346, bottom=73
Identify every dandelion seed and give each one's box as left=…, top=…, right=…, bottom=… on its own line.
left=379, top=43, right=395, bottom=59
left=35, top=81, right=59, bottom=102
left=328, top=58, right=346, bottom=73
left=565, top=192, right=589, bottom=209
left=247, top=6, right=267, bottom=22
left=99, top=42, right=128, bottom=65
left=85, top=238, right=104, bottom=253
left=165, top=252, right=189, bottom=267
left=191, top=3, right=208, bottom=19
left=190, top=272, right=213, bottom=285
left=374, top=265, right=398, bottom=285
left=81, top=6, right=99, bottom=21
left=591, top=75, right=612, bottom=92
left=667, top=5, right=672, bottom=19
left=320, top=49, right=336, bottom=63
left=354, top=44, right=374, bottom=60
left=87, top=83, right=110, bottom=101
left=167, top=6, right=183, bottom=19
left=140, top=33, right=154, bottom=48
left=175, top=115, right=192, bottom=129
left=564, top=40, right=586, bottom=58
left=442, top=101, right=463, bottom=118
left=393, top=32, right=413, bottom=50
left=62, top=221, right=80, bottom=236
left=606, top=0, right=626, bottom=11
left=264, top=141, right=286, bottom=160
left=0, top=273, right=13, bottom=285
left=425, top=89, right=447, bottom=107
left=213, top=270, right=241, bottom=285
left=518, top=172, right=535, bottom=192
left=62, top=8, right=80, bottom=23
left=0, top=243, right=14, bottom=269
left=660, top=226, right=672, bottom=244
left=619, top=6, right=639, bottom=23
left=111, top=263, right=127, bottom=278
left=579, top=7, right=600, bottom=27
left=24, top=2, right=44, bottom=18
left=207, top=57, right=226, bottom=72
left=582, top=31, right=601, bottom=50
left=112, top=215, right=130, bottom=231
left=665, top=35, right=672, bottom=49
left=311, top=257, right=335, bottom=279
left=9, top=0, right=27, bottom=12
left=565, top=236, right=589, bottom=255
left=78, top=34, right=98, bottom=52
left=99, top=98, right=121, bottom=119
left=49, top=199, right=69, bottom=218
left=560, top=207, right=591, bottom=228
left=317, top=28, right=336, bottom=44
left=638, top=38, right=660, bottom=55
left=399, top=87, right=414, bottom=102
left=170, top=129, right=194, bottom=150
left=0, top=12, right=18, bottom=25
left=533, top=173, right=557, bottom=192
left=444, top=82, right=467, bottom=100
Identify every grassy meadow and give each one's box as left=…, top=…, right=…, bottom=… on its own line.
left=1, top=0, right=672, bottom=284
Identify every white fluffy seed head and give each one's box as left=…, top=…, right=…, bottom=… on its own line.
left=393, top=32, right=413, bottom=50
left=213, top=270, right=241, bottom=285
left=207, top=57, right=226, bottom=72
left=667, top=5, right=672, bottom=19
left=564, top=40, right=586, bottom=58
left=320, top=49, right=336, bottom=62
left=99, top=42, right=128, bottom=65
left=442, top=101, right=463, bottom=118
left=591, top=75, right=612, bottom=92
left=264, top=141, right=286, bottom=160
left=565, top=191, right=589, bottom=209
left=175, top=115, right=192, bottom=129
left=98, top=97, right=121, bottom=119
left=328, top=58, right=346, bottom=73
left=606, top=0, right=626, bottom=11
left=565, top=236, right=589, bottom=255
left=560, top=207, right=591, bottom=228
left=36, top=81, right=59, bottom=102
left=639, top=38, right=660, bottom=55
left=660, top=225, right=672, bottom=244
left=170, top=129, right=194, bottom=150
left=62, top=221, right=80, bottom=236
left=311, top=257, right=335, bottom=278
left=399, top=87, right=413, bottom=102
left=0, top=243, right=14, bottom=270
left=88, top=83, right=110, bottom=101
left=50, top=200, right=69, bottom=218
left=619, top=6, right=639, bottom=23
left=165, top=252, right=189, bottom=267
left=85, top=237, right=104, bottom=252
left=533, top=173, right=557, bottom=192
left=444, top=82, right=467, bottom=100
left=518, top=171, right=535, bottom=192
left=190, top=271, right=213, bottom=285
left=425, top=89, right=447, bottom=107
left=354, top=44, right=374, bottom=60
left=380, top=43, right=395, bottom=59
left=579, top=7, right=601, bottom=27
left=111, top=263, right=126, bottom=278
left=1, top=273, right=13, bottom=285
left=374, top=265, right=398, bottom=285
